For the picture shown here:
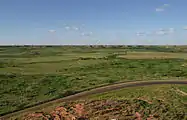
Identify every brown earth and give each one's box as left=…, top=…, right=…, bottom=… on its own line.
left=21, top=99, right=185, bottom=120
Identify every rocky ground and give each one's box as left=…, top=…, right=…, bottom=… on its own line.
left=22, top=99, right=186, bottom=120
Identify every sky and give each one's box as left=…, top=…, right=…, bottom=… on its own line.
left=0, top=0, right=187, bottom=45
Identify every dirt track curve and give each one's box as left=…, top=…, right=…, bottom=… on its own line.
left=1, top=80, right=187, bottom=119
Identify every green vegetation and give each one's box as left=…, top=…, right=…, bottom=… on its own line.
left=89, top=85, right=184, bottom=102
left=86, top=85, right=187, bottom=119
left=14, top=85, right=187, bottom=120
left=1, top=45, right=187, bottom=116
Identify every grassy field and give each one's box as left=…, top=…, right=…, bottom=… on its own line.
left=1, top=45, right=187, bottom=116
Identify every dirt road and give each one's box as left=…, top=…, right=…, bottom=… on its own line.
left=1, top=80, right=187, bottom=119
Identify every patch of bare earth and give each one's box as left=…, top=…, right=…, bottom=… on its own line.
left=21, top=99, right=185, bottom=120
left=175, top=89, right=187, bottom=96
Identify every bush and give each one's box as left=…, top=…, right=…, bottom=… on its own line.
left=107, top=79, right=116, bottom=84
left=106, top=54, right=118, bottom=59
left=58, top=90, right=78, bottom=98
left=78, top=57, right=97, bottom=60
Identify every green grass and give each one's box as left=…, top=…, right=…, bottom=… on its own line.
left=88, top=85, right=183, bottom=102
left=1, top=46, right=187, bottom=115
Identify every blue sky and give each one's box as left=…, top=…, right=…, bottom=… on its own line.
left=0, top=0, right=187, bottom=45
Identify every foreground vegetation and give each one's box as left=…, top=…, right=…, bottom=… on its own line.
left=0, top=45, right=187, bottom=116
left=15, top=85, right=187, bottom=120
left=21, top=99, right=186, bottom=120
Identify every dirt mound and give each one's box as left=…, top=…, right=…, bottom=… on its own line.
left=22, top=99, right=186, bottom=120
left=23, top=104, right=87, bottom=120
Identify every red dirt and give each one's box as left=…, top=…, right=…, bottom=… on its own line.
left=21, top=99, right=177, bottom=120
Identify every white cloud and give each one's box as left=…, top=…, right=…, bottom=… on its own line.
left=81, top=32, right=85, bottom=36
left=156, top=31, right=167, bottom=35
left=163, top=4, right=170, bottom=7
left=81, top=31, right=93, bottom=36
left=48, top=30, right=56, bottom=33
left=89, top=31, right=93, bottom=35
left=156, top=4, right=170, bottom=12
left=156, top=8, right=164, bottom=12
left=168, top=28, right=175, bottom=33
left=64, top=25, right=81, bottom=31
left=137, top=28, right=175, bottom=37
left=183, top=26, right=187, bottom=30
left=146, top=31, right=154, bottom=36
left=72, top=26, right=79, bottom=31
left=154, top=28, right=175, bottom=35
left=158, top=28, right=165, bottom=31
left=136, top=32, right=145, bottom=36
left=65, top=26, right=70, bottom=30
left=155, top=29, right=167, bottom=35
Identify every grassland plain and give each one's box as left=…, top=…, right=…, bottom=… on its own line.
left=1, top=45, right=187, bottom=116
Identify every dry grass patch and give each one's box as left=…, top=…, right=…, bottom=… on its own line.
left=118, top=52, right=187, bottom=59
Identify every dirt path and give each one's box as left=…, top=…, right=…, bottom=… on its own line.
left=1, top=80, right=187, bottom=119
